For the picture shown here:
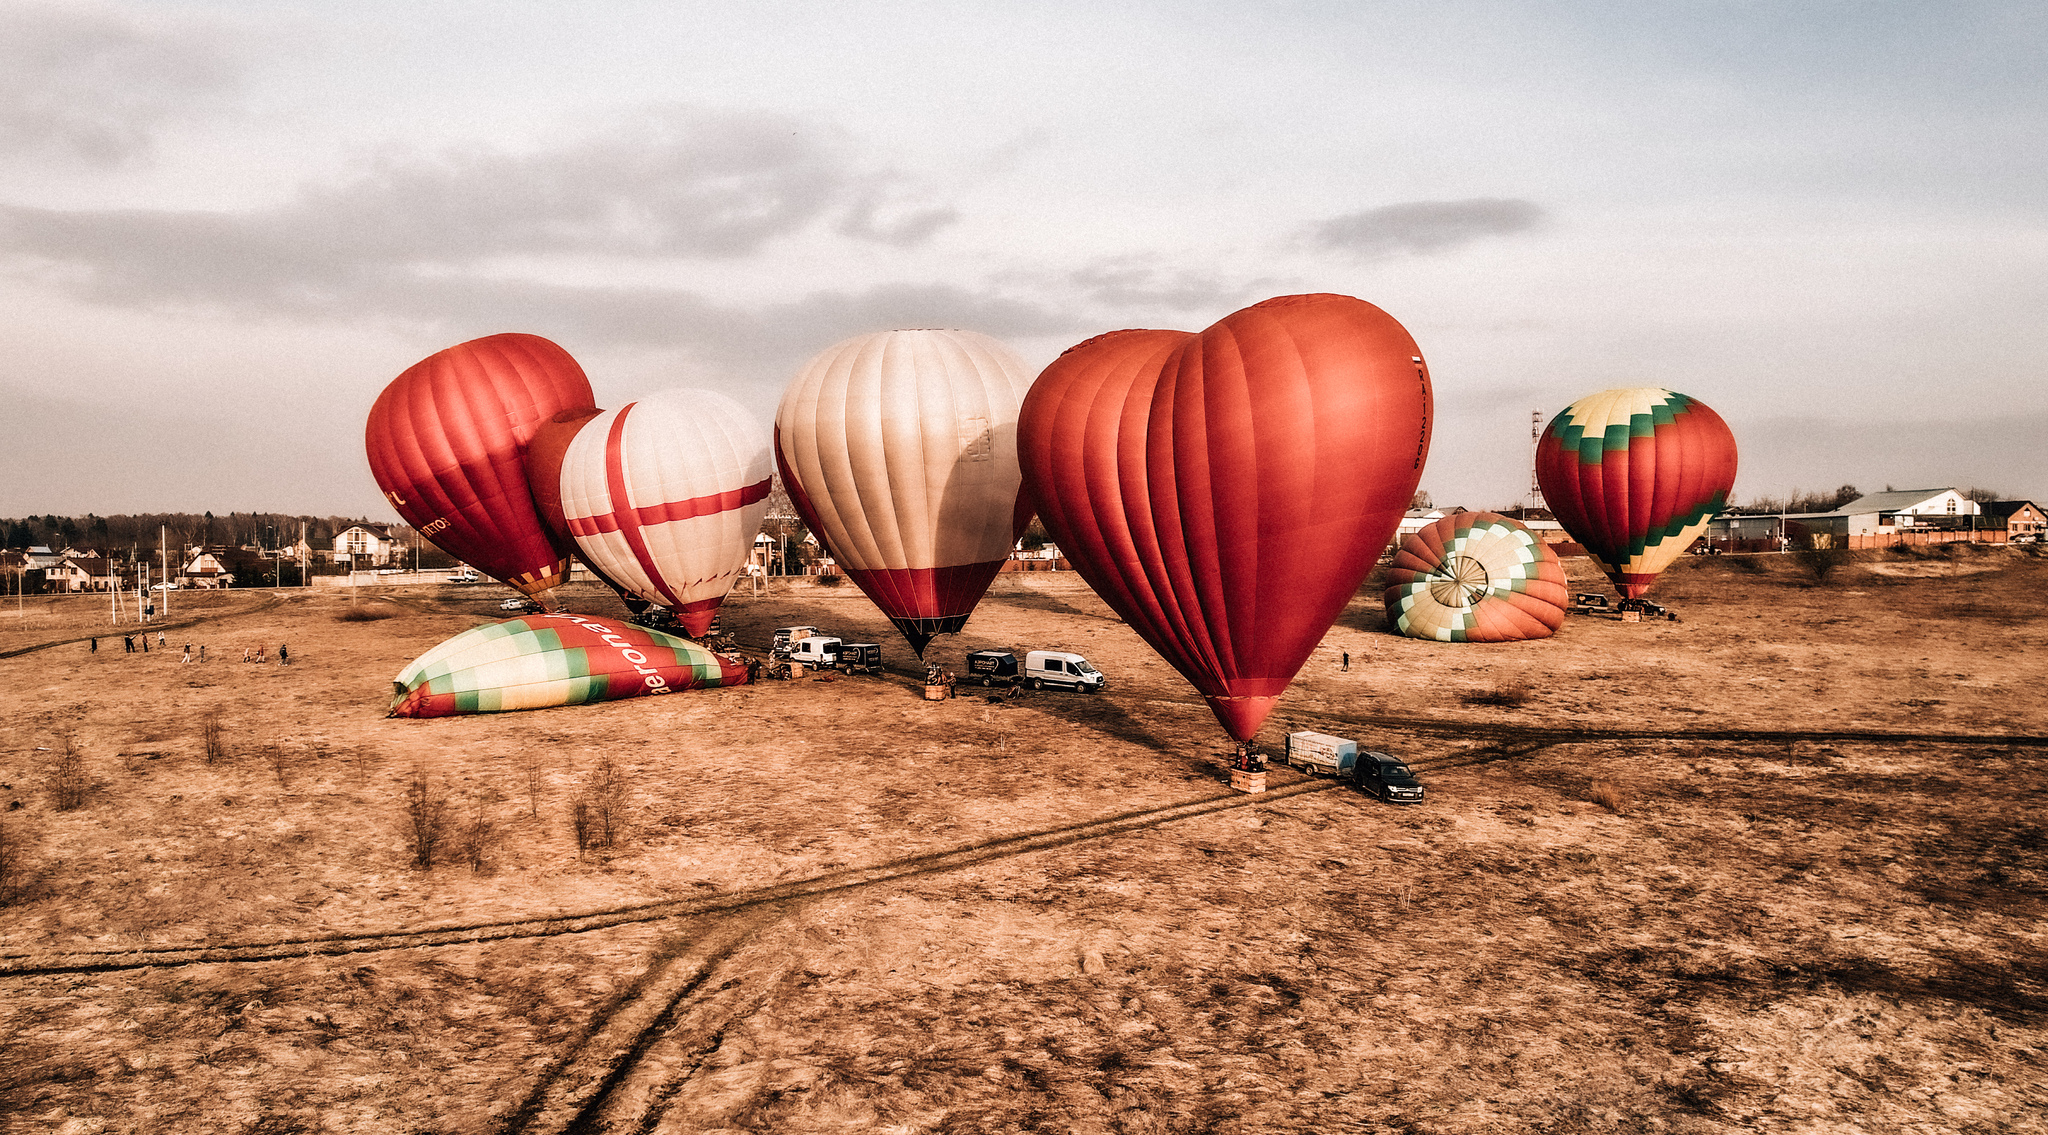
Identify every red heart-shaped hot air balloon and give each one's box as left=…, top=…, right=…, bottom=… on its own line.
left=366, top=333, right=597, bottom=608
left=1019, top=294, right=1432, bottom=742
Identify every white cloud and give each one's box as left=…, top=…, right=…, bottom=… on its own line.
left=0, top=1, right=240, bottom=168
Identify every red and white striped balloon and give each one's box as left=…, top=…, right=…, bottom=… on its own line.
left=558, top=388, right=772, bottom=636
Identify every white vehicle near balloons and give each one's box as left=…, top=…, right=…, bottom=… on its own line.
left=557, top=388, right=774, bottom=637
left=774, top=329, right=1035, bottom=656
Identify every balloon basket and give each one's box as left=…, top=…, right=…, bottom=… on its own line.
left=1229, top=769, right=1268, bottom=794
left=1619, top=609, right=1641, bottom=623
left=924, top=684, right=952, bottom=701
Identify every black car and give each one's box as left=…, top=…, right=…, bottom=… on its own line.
left=1354, top=751, right=1425, bottom=803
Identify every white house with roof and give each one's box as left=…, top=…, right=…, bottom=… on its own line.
left=333, top=524, right=399, bottom=565
left=1837, top=489, right=1980, bottom=536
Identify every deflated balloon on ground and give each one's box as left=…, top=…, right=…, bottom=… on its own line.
left=1384, top=512, right=1568, bottom=642
left=388, top=614, right=750, bottom=718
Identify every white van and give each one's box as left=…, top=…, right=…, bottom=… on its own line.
left=1022, top=650, right=1105, bottom=692
left=786, top=636, right=843, bottom=669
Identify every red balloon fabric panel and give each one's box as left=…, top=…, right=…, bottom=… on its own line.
left=365, top=333, right=597, bottom=606
left=1020, top=294, right=1433, bottom=742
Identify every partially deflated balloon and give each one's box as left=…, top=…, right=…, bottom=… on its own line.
left=1384, top=512, right=1568, bottom=642
left=388, top=613, right=749, bottom=718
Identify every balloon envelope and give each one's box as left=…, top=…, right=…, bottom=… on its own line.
left=1384, top=512, right=1568, bottom=642
left=366, top=333, right=596, bottom=607
left=1535, top=387, right=1737, bottom=599
left=1019, top=294, right=1433, bottom=742
left=558, top=389, right=773, bottom=636
left=388, top=613, right=749, bottom=718
left=774, top=329, right=1034, bottom=655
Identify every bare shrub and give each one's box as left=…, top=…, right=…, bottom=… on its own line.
left=574, top=756, right=627, bottom=851
left=404, top=765, right=450, bottom=869
left=50, top=738, right=88, bottom=812
left=571, top=802, right=595, bottom=854
left=1587, top=781, right=1630, bottom=814
left=1463, top=683, right=1533, bottom=708
left=266, top=738, right=293, bottom=788
left=1797, top=547, right=1853, bottom=584
left=335, top=605, right=399, bottom=623
left=522, top=758, right=543, bottom=817
left=457, top=802, right=495, bottom=873
left=201, top=712, right=226, bottom=766
left=0, top=822, right=17, bottom=905
left=813, top=572, right=845, bottom=587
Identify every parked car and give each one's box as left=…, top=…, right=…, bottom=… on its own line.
left=446, top=569, right=480, bottom=584
left=1022, top=650, right=1105, bottom=692
left=499, top=597, right=538, bottom=612
left=786, top=636, right=843, bottom=669
left=1353, top=751, right=1425, bottom=803
left=149, top=581, right=180, bottom=591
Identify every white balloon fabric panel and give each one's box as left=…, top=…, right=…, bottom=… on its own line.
left=559, top=388, right=772, bottom=635
left=775, top=329, right=1034, bottom=574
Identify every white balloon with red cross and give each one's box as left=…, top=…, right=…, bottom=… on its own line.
left=557, top=388, right=773, bottom=636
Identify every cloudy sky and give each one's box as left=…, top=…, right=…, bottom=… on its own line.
left=3, top=0, right=2042, bottom=519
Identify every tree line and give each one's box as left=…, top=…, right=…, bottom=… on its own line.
left=2, top=512, right=398, bottom=558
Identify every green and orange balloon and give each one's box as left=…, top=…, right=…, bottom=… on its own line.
left=1536, top=388, right=1738, bottom=599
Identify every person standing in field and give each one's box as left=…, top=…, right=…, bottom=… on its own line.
left=157, top=631, right=165, bottom=649
left=278, top=644, right=289, bottom=665
left=90, top=637, right=97, bottom=654
left=180, top=644, right=191, bottom=664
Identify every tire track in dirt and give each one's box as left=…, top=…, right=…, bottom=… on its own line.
left=0, top=779, right=1339, bottom=978
left=494, top=907, right=791, bottom=1135
left=0, top=594, right=284, bottom=659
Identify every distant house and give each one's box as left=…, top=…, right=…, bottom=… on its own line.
left=1981, top=500, right=2045, bottom=539
left=1836, top=489, right=1981, bottom=536
left=48, top=556, right=117, bottom=592
left=23, top=545, right=62, bottom=571
left=182, top=547, right=269, bottom=588
left=333, top=524, right=399, bottom=566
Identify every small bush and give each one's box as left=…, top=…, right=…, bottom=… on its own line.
left=266, top=739, right=293, bottom=787
left=1587, top=781, right=1630, bottom=814
left=1797, top=547, right=1853, bottom=584
left=573, top=757, right=627, bottom=852
left=522, top=759, right=544, bottom=817
left=335, top=605, right=399, bottom=622
left=571, top=802, right=595, bottom=854
left=1463, top=683, right=1533, bottom=708
left=457, top=803, right=494, bottom=873
left=49, top=739, right=88, bottom=812
left=813, top=572, right=844, bottom=587
left=201, top=712, right=226, bottom=766
left=404, top=765, right=450, bottom=869
left=0, top=822, right=17, bottom=905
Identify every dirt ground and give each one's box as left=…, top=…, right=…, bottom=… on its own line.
left=1, top=544, right=2044, bottom=1134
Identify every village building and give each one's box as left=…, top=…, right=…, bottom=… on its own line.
left=1981, top=500, right=2046, bottom=541
left=47, top=556, right=118, bottom=592
left=333, top=524, right=399, bottom=566
left=180, top=546, right=271, bottom=588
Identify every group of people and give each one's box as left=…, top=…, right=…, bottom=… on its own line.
left=89, top=634, right=289, bottom=666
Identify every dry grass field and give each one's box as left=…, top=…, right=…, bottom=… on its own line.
left=1, top=543, right=2044, bottom=1134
